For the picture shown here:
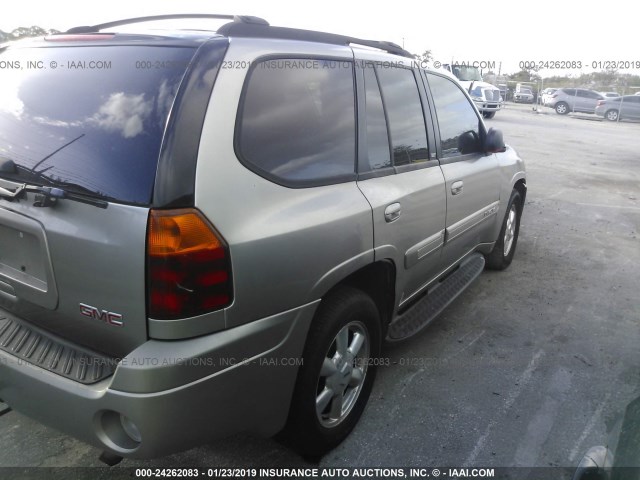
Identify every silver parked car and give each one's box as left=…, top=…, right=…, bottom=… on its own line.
left=595, top=95, right=640, bottom=121
left=547, top=88, right=604, bottom=114
left=0, top=14, right=526, bottom=460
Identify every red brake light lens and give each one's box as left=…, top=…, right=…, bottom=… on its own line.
left=147, top=209, right=232, bottom=320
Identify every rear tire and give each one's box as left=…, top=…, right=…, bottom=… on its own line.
left=486, top=189, right=522, bottom=270
left=282, top=286, right=381, bottom=457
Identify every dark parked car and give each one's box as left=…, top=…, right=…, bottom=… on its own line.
left=572, top=395, right=640, bottom=480
left=595, top=95, right=640, bottom=121
left=514, top=87, right=534, bottom=103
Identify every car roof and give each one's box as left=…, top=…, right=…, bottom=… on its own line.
left=12, top=14, right=414, bottom=59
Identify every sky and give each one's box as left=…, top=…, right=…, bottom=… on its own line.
left=2, top=0, right=639, bottom=77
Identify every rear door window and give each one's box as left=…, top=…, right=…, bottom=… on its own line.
left=237, top=58, right=356, bottom=186
left=362, top=67, right=391, bottom=170
left=0, top=45, right=199, bottom=205
left=374, top=66, right=429, bottom=166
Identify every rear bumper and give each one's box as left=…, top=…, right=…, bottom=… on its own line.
left=594, top=106, right=607, bottom=117
left=0, top=301, right=317, bottom=458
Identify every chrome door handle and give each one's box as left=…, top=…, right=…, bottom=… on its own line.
left=451, top=181, right=464, bottom=195
left=384, top=203, right=401, bottom=223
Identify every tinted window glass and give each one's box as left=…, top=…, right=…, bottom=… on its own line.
left=563, top=88, right=577, bottom=95
left=375, top=66, right=428, bottom=166
left=0, top=46, right=197, bottom=205
left=238, top=59, right=355, bottom=184
left=427, top=73, right=482, bottom=158
left=363, top=67, right=391, bottom=170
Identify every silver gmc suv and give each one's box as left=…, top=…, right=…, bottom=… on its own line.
left=0, top=14, right=526, bottom=460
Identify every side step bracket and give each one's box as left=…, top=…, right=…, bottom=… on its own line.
left=387, top=254, right=485, bottom=341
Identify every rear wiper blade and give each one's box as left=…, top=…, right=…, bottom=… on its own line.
left=0, top=182, right=107, bottom=209
left=27, top=185, right=108, bottom=209
left=0, top=157, right=110, bottom=209
left=11, top=165, right=110, bottom=208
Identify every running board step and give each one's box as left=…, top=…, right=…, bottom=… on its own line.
left=0, top=399, right=10, bottom=417
left=387, top=254, right=485, bottom=341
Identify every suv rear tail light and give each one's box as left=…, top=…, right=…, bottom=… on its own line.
left=596, top=100, right=605, bottom=106
left=551, top=93, right=558, bottom=98
left=147, top=209, right=232, bottom=319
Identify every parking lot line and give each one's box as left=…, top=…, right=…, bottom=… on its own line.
left=463, top=349, right=545, bottom=467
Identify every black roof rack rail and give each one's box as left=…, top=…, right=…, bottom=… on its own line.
left=66, top=14, right=269, bottom=34
left=64, top=14, right=413, bottom=59
left=216, top=22, right=414, bottom=59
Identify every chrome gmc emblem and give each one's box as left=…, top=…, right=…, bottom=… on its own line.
left=79, top=303, right=124, bottom=327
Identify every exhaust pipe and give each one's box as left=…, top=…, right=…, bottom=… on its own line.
left=99, top=451, right=123, bottom=466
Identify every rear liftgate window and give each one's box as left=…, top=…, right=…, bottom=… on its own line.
left=0, top=46, right=198, bottom=205
left=237, top=58, right=356, bottom=186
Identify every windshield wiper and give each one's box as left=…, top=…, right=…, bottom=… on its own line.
left=0, top=139, right=111, bottom=208
left=0, top=162, right=109, bottom=209
left=30, top=184, right=108, bottom=209
left=0, top=181, right=108, bottom=209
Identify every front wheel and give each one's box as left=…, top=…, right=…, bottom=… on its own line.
left=483, top=111, right=496, bottom=119
left=605, top=109, right=619, bottom=121
left=486, top=189, right=523, bottom=270
left=282, top=287, right=381, bottom=457
left=555, top=102, right=569, bottom=115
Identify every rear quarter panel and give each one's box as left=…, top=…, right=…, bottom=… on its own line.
left=194, top=39, right=374, bottom=329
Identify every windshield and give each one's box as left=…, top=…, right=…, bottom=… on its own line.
left=0, top=45, right=197, bottom=205
left=450, top=65, right=483, bottom=81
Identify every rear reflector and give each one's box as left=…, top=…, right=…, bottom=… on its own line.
left=147, top=209, right=232, bottom=320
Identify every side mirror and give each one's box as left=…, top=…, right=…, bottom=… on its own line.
left=485, top=127, right=506, bottom=153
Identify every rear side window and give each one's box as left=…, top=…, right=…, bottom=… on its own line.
left=0, top=45, right=198, bottom=205
left=363, top=67, right=391, bottom=170
left=375, top=66, right=429, bottom=166
left=237, top=58, right=356, bottom=186
left=427, top=73, right=482, bottom=158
